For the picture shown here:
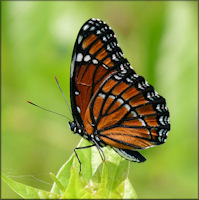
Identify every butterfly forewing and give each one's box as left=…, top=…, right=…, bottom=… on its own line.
left=70, top=18, right=128, bottom=128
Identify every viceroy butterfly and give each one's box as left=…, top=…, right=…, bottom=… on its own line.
left=69, top=18, right=170, bottom=171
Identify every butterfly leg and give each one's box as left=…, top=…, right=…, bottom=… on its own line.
left=92, top=139, right=106, bottom=162
left=74, top=144, right=95, bottom=173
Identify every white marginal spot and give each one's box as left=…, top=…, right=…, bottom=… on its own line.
left=103, top=36, right=107, bottom=42
left=99, top=93, right=106, bottom=99
left=70, top=53, right=76, bottom=77
left=166, top=131, right=169, bottom=137
left=156, top=104, right=162, bottom=112
left=112, top=54, right=116, bottom=60
left=120, top=64, right=124, bottom=70
left=83, top=24, right=89, bottom=31
left=159, top=129, right=164, bottom=136
left=158, top=136, right=162, bottom=142
left=121, top=69, right=127, bottom=74
left=126, top=77, right=133, bottom=83
left=138, top=82, right=144, bottom=90
left=77, top=106, right=81, bottom=113
left=147, top=92, right=154, bottom=101
left=159, top=116, right=165, bottom=125
left=107, top=44, right=111, bottom=50
left=78, top=35, right=83, bottom=44
left=145, top=81, right=149, bottom=86
left=110, top=42, right=115, bottom=48
left=124, top=104, right=131, bottom=111
left=76, top=53, right=83, bottom=62
left=84, top=55, right=91, bottom=62
left=90, top=26, right=95, bottom=31
left=78, top=129, right=82, bottom=134
left=96, top=30, right=101, bottom=34
left=154, top=91, right=159, bottom=97
left=92, top=59, right=98, bottom=64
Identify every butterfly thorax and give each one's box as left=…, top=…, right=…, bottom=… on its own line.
left=68, top=121, right=92, bottom=140
left=69, top=121, right=106, bottom=147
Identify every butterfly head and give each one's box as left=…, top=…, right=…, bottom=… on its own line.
left=68, top=121, right=77, bottom=133
left=68, top=121, right=85, bottom=136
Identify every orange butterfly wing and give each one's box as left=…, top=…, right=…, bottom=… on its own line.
left=70, top=18, right=128, bottom=128
left=83, top=68, right=170, bottom=150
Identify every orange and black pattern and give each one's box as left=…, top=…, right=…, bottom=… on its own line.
left=69, top=18, right=170, bottom=163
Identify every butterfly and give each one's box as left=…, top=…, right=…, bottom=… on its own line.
left=69, top=18, right=170, bottom=171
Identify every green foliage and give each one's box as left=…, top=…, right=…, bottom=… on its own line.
left=2, top=139, right=137, bottom=199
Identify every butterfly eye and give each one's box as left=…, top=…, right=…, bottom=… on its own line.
left=69, top=121, right=77, bottom=133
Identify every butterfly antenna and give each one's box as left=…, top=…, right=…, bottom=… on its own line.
left=54, top=75, right=72, bottom=115
left=27, top=101, right=71, bottom=121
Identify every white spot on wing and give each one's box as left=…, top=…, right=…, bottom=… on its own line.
left=99, top=93, right=106, bottom=99
left=131, top=111, right=137, bottom=117
left=76, top=53, right=83, bottom=62
left=78, top=35, right=83, bottom=44
left=75, top=91, right=80, bottom=95
left=90, top=26, right=95, bottom=31
left=84, top=55, right=91, bottom=62
left=124, top=104, right=131, bottom=111
left=96, top=30, right=101, bottom=34
left=70, top=53, right=76, bottom=77
left=103, top=36, right=107, bottom=42
left=109, top=95, right=115, bottom=100
left=117, top=98, right=124, bottom=104
left=138, top=118, right=146, bottom=126
left=102, top=64, right=108, bottom=69
left=159, top=116, right=165, bottom=125
left=77, top=106, right=81, bottom=113
left=92, top=59, right=98, bottom=64
left=83, top=24, right=89, bottom=31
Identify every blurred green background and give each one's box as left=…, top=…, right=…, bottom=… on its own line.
left=1, top=1, right=198, bottom=199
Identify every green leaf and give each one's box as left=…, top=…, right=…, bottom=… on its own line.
left=51, top=138, right=137, bottom=199
left=2, top=138, right=137, bottom=199
left=50, top=172, right=65, bottom=193
left=1, top=173, right=60, bottom=199
left=62, top=167, right=95, bottom=198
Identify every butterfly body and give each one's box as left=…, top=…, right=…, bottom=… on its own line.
left=69, top=18, right=170, bottom=167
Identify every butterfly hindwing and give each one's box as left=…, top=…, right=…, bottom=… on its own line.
left=112, top=147, right=146, bottom=163
left=83, top=66, right=170, bottom=150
